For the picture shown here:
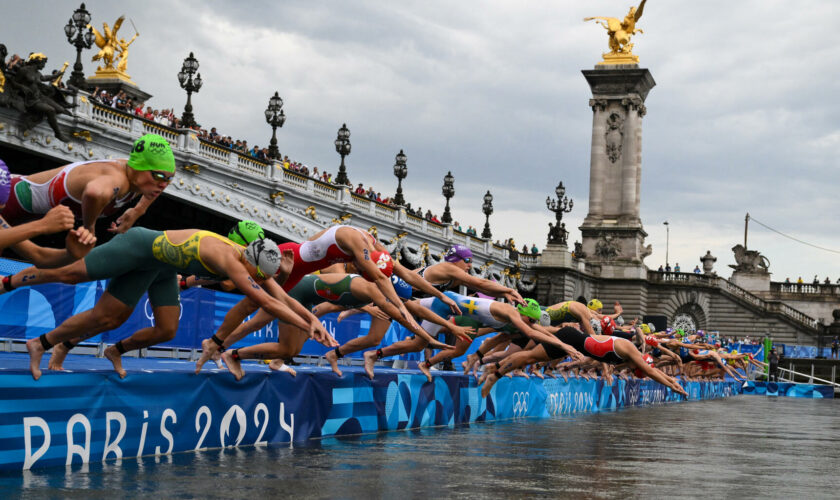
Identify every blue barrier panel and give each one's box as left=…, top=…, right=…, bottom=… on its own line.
left=0, top=353, right=740, bottom=472
left=741, top=381, right=834, bottom=398
left=0, top=282, right=279, bottom=350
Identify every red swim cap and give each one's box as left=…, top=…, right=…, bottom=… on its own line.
left=360, top=251, right=394, bottom=281
left=644, top=335, right=659, bottom=347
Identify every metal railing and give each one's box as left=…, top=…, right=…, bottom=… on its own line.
left=778, top=364, right=840, bottom=388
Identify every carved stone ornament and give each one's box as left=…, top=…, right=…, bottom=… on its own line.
left=594, top=233, right=620, bottom=260
left=621, top=96, right=646, bottom=117
left=605, top=112, right=624, bottom=163
left=589, top=98, right=608, bottom=112
left=729, top=244, right=770, bottom=273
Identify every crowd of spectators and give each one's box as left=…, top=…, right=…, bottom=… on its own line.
left=80, top=83, right=508, bottom=237
left=783, top=276, right=840, bottom=285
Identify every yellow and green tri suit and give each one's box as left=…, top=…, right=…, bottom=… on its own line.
left=545, top=301, right=578, bottom=326
left=84, top=227, right=239, bottom=308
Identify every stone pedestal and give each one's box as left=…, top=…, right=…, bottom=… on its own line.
left=540, top=244, right=573, bottom=268
left=578, top=65, right=655, bottom=276
left=730, top=271, right=771, bottom=292
left=86, top=69, right=152, bottom=104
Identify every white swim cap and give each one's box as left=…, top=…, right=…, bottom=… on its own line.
left=244, top=238, right=281, bottom=278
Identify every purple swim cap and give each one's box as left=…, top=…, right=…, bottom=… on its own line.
left=0, top=159, right=10, bottom=207
left=444, top=244, right=473, bottom=263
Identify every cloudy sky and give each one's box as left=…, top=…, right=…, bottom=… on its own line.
left=3, top=1, right=839, bottom=281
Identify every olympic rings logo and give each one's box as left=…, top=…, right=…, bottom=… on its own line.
left=546, top=392, right=561, bottom=416
left=512, top=391, right=530, bottom=417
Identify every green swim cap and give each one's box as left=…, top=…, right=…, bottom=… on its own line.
left=228, top=220, right=265, bottom=246
left=128, top=133, right=175, bottom=173
left=517, top=298, right=542, bottom=321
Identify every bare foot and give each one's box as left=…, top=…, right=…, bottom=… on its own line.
left=463, top=354, right=477, bottom=375
left=212, top=350, right=223, bottom=369
left=512, top=369, right=529, bottom=379
left=363, top=351, right=377, bottom=380
left=480, top=372, right=498, bottom=398
left=26, top=338, right=45, bottom=381
left=477, top=364, right=497, bottom=385
left=268, top=360, right=297, bottom=377
left=418, top=361, right=432, bottom=383
left=195, top=338, right=218, bottom=374
left=48, top=342, right=70, bottom=371
left=221, top=352, right=244, bottom=381
left=103, top=345, right=127, bottom=379
left=532, top=368, right=545, bottom=380
left=325, top=348, right=343, bottom=377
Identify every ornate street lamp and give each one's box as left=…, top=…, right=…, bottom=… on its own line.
left=264, top=91, right=286, bottom=160
left=545, top=181, right=574, bottom=245
left=177, top=52, right=202, bottom=128
left=392, top=149, right=407, bottom=206
left=441, top=171, right=455, bottom=224
left=481, top=190, right=494, bottom=239
left=334, top=123, right=351, bottom=186
left=64, top=3, right=94, bottom=89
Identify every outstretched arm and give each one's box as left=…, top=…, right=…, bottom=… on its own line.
left=393, top=262, right=461, bottom=314
left=109, top=194, right=154, bottom=233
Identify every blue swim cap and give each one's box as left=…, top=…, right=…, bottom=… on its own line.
left=0, top=159, right=10, bottom=207
left=390, top=275, right=413, bottom=300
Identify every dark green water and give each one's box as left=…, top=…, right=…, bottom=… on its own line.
left=3, top=396, right=839, bottom=499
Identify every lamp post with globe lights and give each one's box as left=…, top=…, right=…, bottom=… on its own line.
left=441, top=171, right=455, bottom=224
left=177, top=52, right=202, bottom=128
left=546, top=181, right=573, bottom=245
left=264, top=91, right=286, bottom=160
left=481, top=190, right=494, bottom=239
left=392, top=149, right=407, bottom=206
left=64, top=3, right=94, bottom=90
left=334, top=123, right=351, bottom=186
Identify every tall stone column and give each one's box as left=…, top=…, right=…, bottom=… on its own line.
left=578, top=66, right=655, bottom=279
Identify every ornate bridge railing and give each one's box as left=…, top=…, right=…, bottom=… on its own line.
left=647, top=271, right=820, bottom=331
left=771, top=282, right=840, bottom=297
left=0, top=95, right=540, bottom=293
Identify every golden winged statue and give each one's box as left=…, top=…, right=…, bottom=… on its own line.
left=88, top=16, right=125, bottom=70
left=87, top=15, right=139, bottom=80
left=584, top=0, right=647, bottom=64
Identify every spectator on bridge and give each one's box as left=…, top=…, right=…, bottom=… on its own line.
left=824, top=277, right=831, bottom=285
left=813, top=275, right=820, bottom=284
left=454, top=222, right=462, bottom=232
left=522, top=244, right=528, bottom=253
left=784, top=277, right=791, bottom=284
left=797, top=276, right=803, bottom=284
left=657, top=265, right=664, bottom=272
left=531, top=244, right=538, bottom=255
left=665, top=264, right=672, bottom=273
left=674, top=263, right=681, bottom=273
left=693, top=265, right=701, bottom=274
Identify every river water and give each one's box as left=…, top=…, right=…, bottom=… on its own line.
left=3, top=396, right=839, bottom=499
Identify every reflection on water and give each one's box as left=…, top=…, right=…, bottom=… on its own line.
left=4, top=396, right=840, bottom=499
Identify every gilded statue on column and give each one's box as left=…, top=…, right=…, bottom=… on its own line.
left=584, top=0, right=647, bottom=65
left=87, top=15, right=138, bottom=81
